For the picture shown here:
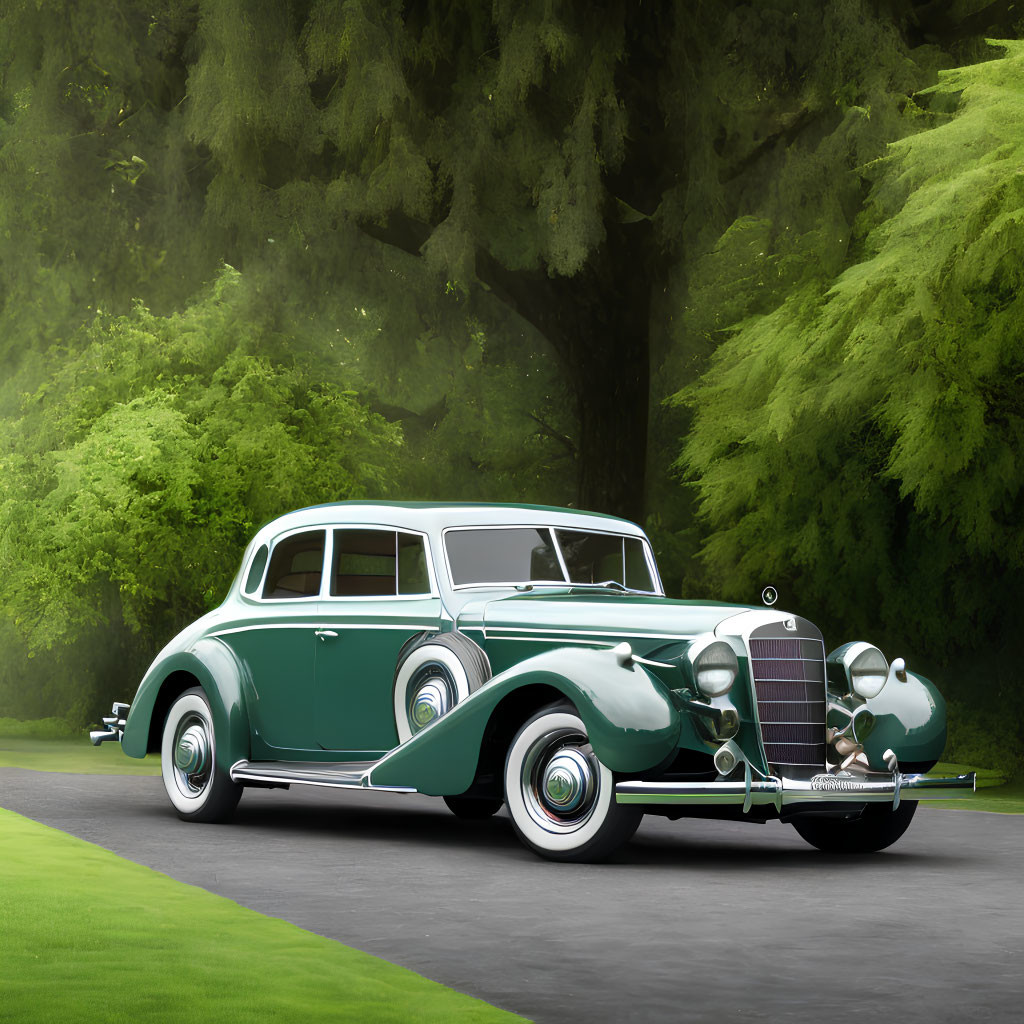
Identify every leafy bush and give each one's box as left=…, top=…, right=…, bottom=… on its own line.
left=0, top=718, right=79, bottom=740
left=0, top=268, right=401, bottom=720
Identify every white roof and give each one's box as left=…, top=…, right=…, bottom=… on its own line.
left=249, top=501, right=645, bottom=546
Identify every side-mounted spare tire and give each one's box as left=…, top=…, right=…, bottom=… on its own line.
left=393, top=631, right=491, bottom=743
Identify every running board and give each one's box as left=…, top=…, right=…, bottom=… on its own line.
left=229, top=759, right=416, bottom=793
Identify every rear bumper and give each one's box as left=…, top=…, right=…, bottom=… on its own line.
left=615, top=770, right=976, bottom=811
left=89, top=702, right=131, bottom=745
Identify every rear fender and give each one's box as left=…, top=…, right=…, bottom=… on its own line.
left=369, top=646, right=680, bottom=795
left=121, top=638, right=251, bottom=773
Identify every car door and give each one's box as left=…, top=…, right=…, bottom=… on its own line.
left=314, top=527, right=442, bottom=756
left=220, top=527, right=325, bottom=753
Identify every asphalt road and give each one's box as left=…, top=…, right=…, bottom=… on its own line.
left=1, top=768, right=1020, bottom=1023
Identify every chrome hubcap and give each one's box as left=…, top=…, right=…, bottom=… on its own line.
left=408, top=665, right=455, bottom=734
left=172, top=713, right=212, bottom=797
left=522, top=728, right=599, bottom=832
left=174, top=724, right=209, bottom=775
left=411, top=677, right=450, bottom=728
left=541, top=748, right=592, bottom=813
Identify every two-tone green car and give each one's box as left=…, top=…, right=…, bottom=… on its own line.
left=91, top=501, right=974, bottom=861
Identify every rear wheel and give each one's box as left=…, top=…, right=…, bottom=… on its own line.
left=160, top=687, right=242, bottom=823
left=792, top=800, right=918, bottom=854
left=504, top=705, right=641, bottom=862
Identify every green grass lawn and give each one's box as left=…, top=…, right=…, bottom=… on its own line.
left=0, top=807, right=525, bottom=1024
left=0, top=735, right=161, bottom=775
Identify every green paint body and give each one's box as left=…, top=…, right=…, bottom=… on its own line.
left=862, top=671, right=947, bottom=769
left=117, top=501, right=950, bottom=794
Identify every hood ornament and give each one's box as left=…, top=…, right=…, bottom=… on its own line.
left=761, top=586, right=778, bottom=607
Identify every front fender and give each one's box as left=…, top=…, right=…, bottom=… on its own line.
left=121, top=638, right=251, bottom=773
left=369, top=646, right=680, bottom=795
left=861, top=669, right=947, bottom=770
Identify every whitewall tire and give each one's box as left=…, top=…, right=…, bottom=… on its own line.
left=393, top=633, right=489, bottom=743
left=504, top=706, right=642, bottom=862
left=160, top=687, right=242, bottom=822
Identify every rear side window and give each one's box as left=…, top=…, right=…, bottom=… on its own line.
left=398, top=532, right=431, bottom=595
left=331, top=530, right=432, bottom=597
left=244, top=544, right=269, bottom=594
left=263, top=531, right=325, bottom=599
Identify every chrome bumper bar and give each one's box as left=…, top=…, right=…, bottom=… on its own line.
left=89, top=701, right=131, bottom=745
left=615, top=770, right=976, bottom=811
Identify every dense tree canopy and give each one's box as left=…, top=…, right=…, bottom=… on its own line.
left=0, top=1, right=1021, bottom=769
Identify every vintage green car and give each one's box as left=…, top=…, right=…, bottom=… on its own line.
left=92, top=501, right=974, bottom=861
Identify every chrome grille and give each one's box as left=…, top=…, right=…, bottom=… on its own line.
left=748, top=624, right=826, bottom=773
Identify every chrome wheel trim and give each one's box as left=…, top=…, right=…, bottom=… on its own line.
left=521, top=729, right=599, bottom=830
left=505, top=710, right=614, bottom=853
left=171, top=714, right=212, bottom=797
left=161, top=693, right=217, bottom=813
left=394, top=645, right=470, bottom=743
left=407, top=666, right=456, bottom=733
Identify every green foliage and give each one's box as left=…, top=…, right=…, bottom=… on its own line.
left=678, top=41, right=1024, bottom=764
left=944, top=701, right=1024, bottom=779
left=0, top=269, right=400, bottom=719
left=0, top=718, right=78, bottom=740
left=0, top=0, right=1020, bottom=767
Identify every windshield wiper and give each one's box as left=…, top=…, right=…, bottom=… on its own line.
left=566, top=580, right=630, bottom=593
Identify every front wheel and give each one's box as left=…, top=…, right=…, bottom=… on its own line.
left=160, top=687, right=242, bottom=823
left=792, top=800, right=918, bottom=854
left=504, top=705, right=641, bottom=862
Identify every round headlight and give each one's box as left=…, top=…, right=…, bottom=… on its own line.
left=849, top=644, right=888, bottom=699
left=689, top=638, right=738, bottom=698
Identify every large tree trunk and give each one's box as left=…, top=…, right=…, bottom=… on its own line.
left=475, top=217, right=653, bottom=523
left=567, top=222, right=652, bottom=524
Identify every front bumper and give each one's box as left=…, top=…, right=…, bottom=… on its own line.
left=615, top=770, right=976, bottom=812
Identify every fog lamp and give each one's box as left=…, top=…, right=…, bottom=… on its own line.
left=714, top=746, right=737, bottom=775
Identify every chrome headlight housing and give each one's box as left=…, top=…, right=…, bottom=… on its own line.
left=827, top=641, right=889, bottom=700
left=687, top=636, right=738, bottom=698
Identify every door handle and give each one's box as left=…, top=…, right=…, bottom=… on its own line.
left=315, top=629, right=339, bottom=640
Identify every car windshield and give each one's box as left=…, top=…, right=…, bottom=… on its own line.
left=444, top=526, right=659, bottom=593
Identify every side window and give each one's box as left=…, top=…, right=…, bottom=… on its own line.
left=330, top=530, right=433, bottom=597
left=332, top=530, right=397, bottom=597
left=263, top=531, right=325, bottom=599
left=397, top=532, right=431, bottom=595
left=623, top=537, right=654, bottom=592
left=244, top=544, right=269, bottom=595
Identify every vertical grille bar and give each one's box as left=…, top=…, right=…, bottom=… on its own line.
left=748, top=621, right=826, bottom=774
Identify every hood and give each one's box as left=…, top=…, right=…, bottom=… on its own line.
left=459, top=589, right=756, bottom=648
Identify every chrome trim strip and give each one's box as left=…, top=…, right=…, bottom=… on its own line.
left=211, top=623, right=440, bottom=637
left=485, top=625, right=695, bottom=641
left=488, top=635, right=616, bottom=647
left=229, top=759, right=416, bottom=793
left=614, top=772, right=976, bottom=806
